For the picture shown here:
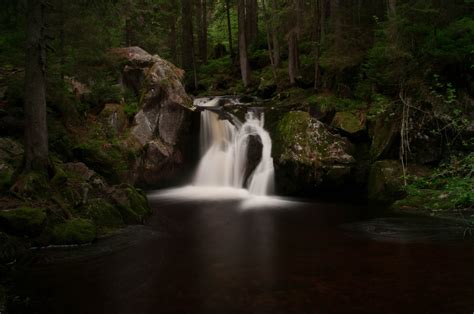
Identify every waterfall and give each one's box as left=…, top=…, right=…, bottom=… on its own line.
left=193, top=100, right=275, bottom=196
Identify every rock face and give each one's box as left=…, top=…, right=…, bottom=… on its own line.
left=110, top=47, right=195, bottom=186
left=368, top=160, right=405, bottom=203
left=331, top=111, right=366, bottom=135
left=245, top=134, right=263, bottom=186
left=273, top=111, right=356, bottom=194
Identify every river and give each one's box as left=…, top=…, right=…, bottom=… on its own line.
left=10, top=187, right=474, bottom=314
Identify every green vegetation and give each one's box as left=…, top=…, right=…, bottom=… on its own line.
left=52, top=218, right=96, bottom=245
left=394, top=154, right=474, bottom=215
left=0, top=207, right=46, bottom=236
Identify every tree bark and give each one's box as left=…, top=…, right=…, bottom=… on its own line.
left=262, top=0, right=277, bottom=81
left=24, top=0, right=49, bottom=172
left=270, top=0, right=280, bottom=67
left=245, top=0, right=258, bottom=45
left=287, top=0, right=301, bottom=85
left=225, top=0, right=234, bottom=57
left=181, top=0, right=198, bottom=89
left=238, top=0, right=251, bottom=87
left=314, top=0, right=323, bottom=90
left=195, top=0, right=208, bottom=63
left=202, top=0, right=208, bottom=63
left=168, top=17, right=177, bottom=64
left=181, top=0, right=194, bottom=70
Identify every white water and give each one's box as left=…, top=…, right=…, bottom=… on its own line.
left=193, top=100, right=275, bottom=196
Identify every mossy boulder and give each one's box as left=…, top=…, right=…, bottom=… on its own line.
left=0, top=207, right=47, bottom=236
left=98, top=103, right=128, bottom=133
left=331, top=111, right=366, bottom=135
left=0, top=163, right=14, bottom=191
left=52, top=218, right=96, bottom=245
left=72, top=140, right=127, bottom=183
left=273, top=111, right=355, bottom=194
left=109, top=185, right=151, bottom=224
left=368, top=160, right=405, bottom=203
left=83, top=198, right=124, bottom=228
left=369, top=112, right=399, bottom=160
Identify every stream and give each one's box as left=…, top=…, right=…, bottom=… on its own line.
left=10, top=190, right=474, bottom=314
left=9, top=97, right=474, bottom=314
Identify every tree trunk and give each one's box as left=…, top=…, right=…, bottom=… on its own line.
left=287, top=0, right=301, bottom=85
left=238, top=0, right=251, bottom=87
left=262, top=0, right=277, bottom=81
left=245, top=0, right=258, bottom=45
left=314, top=0, right=322, bottom=90
left=24, top=0, right=49, bottom=172
left=169, top=18, right=177, bottom=64
left=202, top=0, right=208, bottom=63
left=288, top=30, right=298, bottom=85
left=196, top=0, right=208, bottom=63
left=181, top=0, right=194, bottom=70
left=270, top=0, right=280, bottom=67
left=225, top=0, right=234, bottom=57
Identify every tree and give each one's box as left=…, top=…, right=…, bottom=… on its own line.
left=287, top=0, right=302, bottom=85
left=237, top=0, right=251, bottom=87
left=225, top=0, right=234, bottom=57
left=245, top=0, right=258, bottom=45
left=181, top=0, right=198, bottom=89
left=196, top=0, right=208, bottom=63
left=313, top=0, right=324, bottom=90
left=24, top=0, right=49, bottom=172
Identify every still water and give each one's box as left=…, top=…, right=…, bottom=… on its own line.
left=11, top=187, right=474, bottom=314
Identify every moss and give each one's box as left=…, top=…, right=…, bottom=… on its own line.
left=83, top=198, right=124, bottom=229
left=111, top=185, right=151, bottom=224
left=369, top=111, right=399, bottom=160
left=52, top=218, right=96, bottom=245
left=331, top=111, right=366, bottom=134
left=73, top=139, right=127, bottom=183
left=368, top=160, right=405, bottom=202
left=10, top=171, right=50, bottom=197
left=0, top=207, right=47, bottom=236
left=0, top=164, right=13, bottom=191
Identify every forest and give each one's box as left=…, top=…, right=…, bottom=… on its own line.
left=0, top=0, right=473, bottom=313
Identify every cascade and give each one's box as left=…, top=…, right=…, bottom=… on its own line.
left=193, top=98, right=275, bottom=196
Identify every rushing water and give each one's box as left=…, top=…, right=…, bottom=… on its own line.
left=193, top=98, right=274, bottom=195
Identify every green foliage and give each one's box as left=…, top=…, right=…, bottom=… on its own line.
left=0, top=207, right=47, bottom=236
left=401, top=153, right=474, bottom=211
left=52, top=218, right=96, bottom=245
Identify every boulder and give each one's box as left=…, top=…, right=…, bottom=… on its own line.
left=244, top=134, right=263, bottom=186
left=369, top=112, right=399, bottom=160
left=98, top=103, right=128, bottom=133
left=368, top=160, right=405, bottom=203
left=109, top=47, right=195, bottom=186
left=331, top=110, right=366, bottom=135
left=273, top=111, right=356, bottom=194
left=52, top=218, right=96, bottom=245
left=0, top=207, right=46, bottom=236
left=108, top=184, right=151, bottom=224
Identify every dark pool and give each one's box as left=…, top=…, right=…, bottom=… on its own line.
left=10, top=188, right=474, bottom=314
